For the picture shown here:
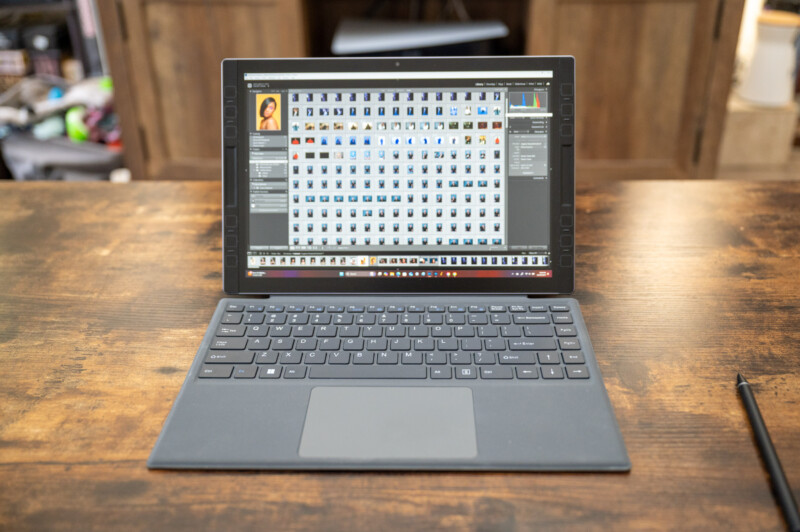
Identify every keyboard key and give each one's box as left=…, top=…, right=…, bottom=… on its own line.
left=388, top=305, right=405, bottom=313
left=490, top=314, right=511, bottom=325
left=386, top=325, right=406, bottom=337
left=409, top=325, right=429, bottom=337
left=316, top=325, right=336, bottom=337
left=246, top=304, right=265, bottom=313
left=347, top=305, right=365, bottom=313
left=558, top=338, right=581, bottom=350
left=448, top=305, right=466, bottom=313
left=319, top=338, right=340, bottom=351
left=378, top=314, right=398, bottom=325
left=500, top=325, right=522, bottom=337
left=259, top=366, right=281, bottom=378
left=414, top=338, right=434, bottom=351
left=329, top=352, right=350, bottom=364
left=481, top=367, right=513, bottom=379
left=221, top=313, right=243, bottom=324
left=248, top=337, right=270, bottom=350
left=390, top=338, right=411, bottom=351
left=233, top=365, right=257, bottom=379
left=377, top=352, right=399, bottom=364
left=352, top=352, right=375, bottom=364
left=216, top=324, right=246, bottom=337
left=367, top=338, right=388, bottom=351
left=362, top=325, right=382, bottom=337
left=509, top=338, right=557, bottom=351
left=552, top=313, right=573, bottom=324
left=455, top=366, right=477, bottom=379
left=271, top=338, right=294, bottom=350
left=538, top=352, right=560, bottom=364
left=295, top=338, right=317, bottom=350
left=556, top=326, right=577, bottom=337
left=484, top=338, right=505, bottom=350
left=210, top=338, right=247, bottom=350
left=333, top=314, right=353, bottom=325
left=311, top=314, right=331, bottom=325
left=266, top=305, right=285, bottom=312
left=461, top=338, right=481, bottom=351
left=446, top=314, right=466, bottom=325
left=280, top=351, right=302, bottom=364
left=401, top=352, right=422, bottom=364
left=283, top=366, right=307, bottom=378
left=408, top=305, right=425, bottom=313
left=426, top=352, right=447, bottom=364
left=489, top=305, right=506, bottom=312
left=401, top=314, right=421, bottom=325
left=356, top=314, right=376, bottom=325
left=255, top=351, right=278, bottom=364
left=542, top=366, right=565, bottom=379
left=528, top=304, right=547, bottom=312
left=438, top=338, right=458, bottom=350
left=468, top=314, right=489, bottom=325
left=309, top=366, right=427, bottom=378
left=424, top=313, right=444, bottom=325
left=225, top=303, right=244, bottom=312
left=498, top=352, right=536, bottom=364
left=431, top=325, right=452, bottom=337
left=308, top=305, right=325, bottom=313
left=450, top=352, right=471, bottom=364
left=367, top=305, right=384, bottom=313
left=566, top=366, right=590, bottom=379
left=474, top=352, right=495, bottom=365
left=430, top=367, right=452, bottom=379
left=265, top=314, right=287, bottom=325
left=477, top=325, right=498, bottom=337
left=513, top=315, right=549, bottom=325
left=205, top=351, right=254, bottom=364
left=288, top=314, right=308, bottom=325
left=327, top=305, right=344, bottom=313
left=343, top=339, right=364, bottom=350
left=509, top=305, right=526, bottom=312
left=287, top=305, right=305, bottom=312
left=247, top=325, right=268, bottom=337
left=468, top=305, right=486, bottom=313
left=199, top=365, right=233, bottom=378
left=304, top=351, right=326, bottom=364
left=524, top=325, right=553, bottom=337
left=549, top=305, right=570, bottom=312
left=562, top=351, right=586, bottom=364
left=428, top=305, right=445, bottom=313
left=339, top=325, right=360, bottom=337
left=293, top=325, right=314, bottom=337
left=516, top=367, right=539, bottom=379
left=454, top=325, right=474, bottom=337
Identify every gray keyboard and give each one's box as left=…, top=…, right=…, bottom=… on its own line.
left=198, top=302, right=590, bottom=381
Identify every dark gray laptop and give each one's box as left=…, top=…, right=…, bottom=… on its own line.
left=148, top=56, right=630, bottom=471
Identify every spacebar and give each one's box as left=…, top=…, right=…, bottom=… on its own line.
left=309, top=366, right=427, bottom=379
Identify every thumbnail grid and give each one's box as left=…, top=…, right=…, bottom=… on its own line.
left=287, top=89, right=507, bottom=249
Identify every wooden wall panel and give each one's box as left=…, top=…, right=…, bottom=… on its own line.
left=99, top=0, right=307, bottom=180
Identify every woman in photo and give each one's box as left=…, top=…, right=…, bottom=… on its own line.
left=259, top=97, right=279, bottom=130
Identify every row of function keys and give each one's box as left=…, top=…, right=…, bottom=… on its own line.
left=199, top=364, right=589, bottom=380
left=221, top=312, right=574, bottom=326
left=225, top=303, right=572, bottom=313
left=209, top=336, right=582, bottom=352
left=206, top=350, right=586, bottom=365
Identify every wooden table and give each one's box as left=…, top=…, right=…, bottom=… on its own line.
left=1, top=181, right=798, bottom=531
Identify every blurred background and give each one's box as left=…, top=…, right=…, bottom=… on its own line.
left=0, top=0, right=798, bottom=183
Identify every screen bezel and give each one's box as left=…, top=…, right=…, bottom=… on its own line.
left=224, top=56, right=574, bottom=295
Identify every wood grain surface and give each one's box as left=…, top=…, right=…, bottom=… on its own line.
left=1, top=181, right=798, bottom=531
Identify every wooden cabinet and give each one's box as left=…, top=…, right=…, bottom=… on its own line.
left=526, top=0, right=744, bottom=179
left=97, top=0, right=307, bottom=180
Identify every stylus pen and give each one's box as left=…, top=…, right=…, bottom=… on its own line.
left=737, top=373, right=800, bottom=532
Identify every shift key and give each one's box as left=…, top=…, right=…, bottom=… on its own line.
left=205, top=351, right=254, bottom=364
left=210, top=337, right=248, bottom=350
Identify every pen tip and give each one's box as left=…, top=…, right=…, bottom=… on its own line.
left=737, top=373, right=746, bottom=385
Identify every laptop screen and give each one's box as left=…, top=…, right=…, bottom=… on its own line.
left=223, top=58, right=575, bottom=294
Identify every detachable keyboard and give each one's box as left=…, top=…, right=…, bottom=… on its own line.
left=197, top=299, right=591, bottom=382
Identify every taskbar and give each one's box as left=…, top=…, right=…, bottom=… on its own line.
left=247, top=269, right=552, bottom=279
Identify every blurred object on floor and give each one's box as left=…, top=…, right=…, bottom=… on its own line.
left=719, top=94, right=799, bottom=166
left=2, top=132, right=122, bottom=181
left=736, top=10, right=800, bottom=106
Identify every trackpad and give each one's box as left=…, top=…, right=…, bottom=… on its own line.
left=299, top=387, right=478, bottom=460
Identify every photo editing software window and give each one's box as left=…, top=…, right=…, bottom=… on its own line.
left=243, top=70, right=554, bottom=279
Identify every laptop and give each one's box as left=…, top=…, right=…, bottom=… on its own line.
left=148, top=56, right=630, bottom=471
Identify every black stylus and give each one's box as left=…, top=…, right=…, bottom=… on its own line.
left=737, top=373, right=800, bottom=532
